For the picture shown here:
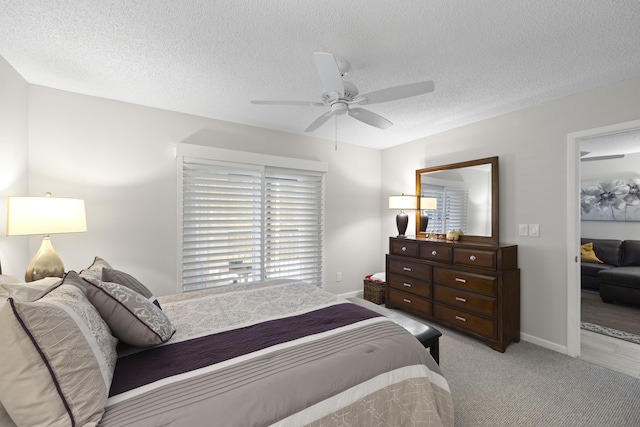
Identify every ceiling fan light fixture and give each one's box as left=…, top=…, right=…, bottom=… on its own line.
left=331, top=102, right=348, bottom=115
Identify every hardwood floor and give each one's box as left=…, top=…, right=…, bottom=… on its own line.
left=581, top=329, right=640, bottom=379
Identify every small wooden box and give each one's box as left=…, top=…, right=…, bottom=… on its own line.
left=363, top=279, right=386, bottom=305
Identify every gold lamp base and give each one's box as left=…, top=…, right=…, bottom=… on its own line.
left=25, top=236, right=65, bottom=282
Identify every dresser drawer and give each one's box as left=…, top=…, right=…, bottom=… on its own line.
left=387, top=258, right=432, bottom=281
left=433, top=268, right=497, bottom=296
left=390, top=240, right=419, bottom=257
left=434, top=303, right=496, bottom=339
left=453, top=248, right=496, bottom=270
left=433, top=285, right=496, bottom=317
left=387, top=289, right=431, bottom=317
left=419, top=243, right=452, bottom=263
left=388, top=273, right=432, bottom=298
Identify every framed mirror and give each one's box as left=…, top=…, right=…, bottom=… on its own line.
left=415, top=156, right=499, bottom=245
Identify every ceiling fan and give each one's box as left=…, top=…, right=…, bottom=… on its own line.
left=251, top=52, right=435, bottom=132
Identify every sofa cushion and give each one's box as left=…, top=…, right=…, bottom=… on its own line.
left=621, top=240, right=640, bottom=267
left=598, top=266, right=640, bottom=289
left=581, top=238, right=623, bottom=267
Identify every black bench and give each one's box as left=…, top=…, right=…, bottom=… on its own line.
left=348, top=297, right=442, bottom=364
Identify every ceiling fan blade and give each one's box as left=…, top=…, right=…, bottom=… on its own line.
left=357, top=80, right=435, bottom=105
left=304, top=110, right=335, bottom=132
left=348, top=107, right=393, bottom=129
left=251, top=100, right=324, bottom=106
left=313, top=52, right=344, bottom=96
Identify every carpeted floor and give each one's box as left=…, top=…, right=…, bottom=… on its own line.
left=438, top=325, right=640, bottom=426
left=581, top=290, right=640, bottom=341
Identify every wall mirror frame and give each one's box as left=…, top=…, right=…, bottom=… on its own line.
left=415, top=156, right=499, bottom=245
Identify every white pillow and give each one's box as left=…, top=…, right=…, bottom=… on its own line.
left=0, top=277, right=62, bottom=302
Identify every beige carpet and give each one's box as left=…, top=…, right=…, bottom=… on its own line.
left=438, top=325, right=640, bottom=426
left=581, top=290, right=640, bottom=338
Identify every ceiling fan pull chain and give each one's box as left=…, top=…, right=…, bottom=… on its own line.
left=335, top=115, right=338, bottom=151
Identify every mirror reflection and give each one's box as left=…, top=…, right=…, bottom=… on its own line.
left=416, top=157, right=498, bottom=243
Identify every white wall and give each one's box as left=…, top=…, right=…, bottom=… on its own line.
left=382, top=74, right=640, bottom=351
left=580, top=152, right=640, bottom=240
left=0, top=57, right=29, bottom=276
left=21, top=86, right=382, bottom=296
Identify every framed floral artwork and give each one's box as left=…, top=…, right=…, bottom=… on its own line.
left=580, top=178, right=640, bottom=221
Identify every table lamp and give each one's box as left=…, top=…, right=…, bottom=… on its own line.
left=6, top=193, right=87, bottom=282
left=388, top=194, right=417, bottom=238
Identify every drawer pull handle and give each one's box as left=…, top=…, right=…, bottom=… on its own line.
left=402, top=246, right=407, bottom=252
left=455, top=315, right=467, bottom=322
left=455, top=297, right=467, bottom=303
left=403, top=298, right=412, bottom=304
left=403, top=267, right=412, bottom=272
left=455, top=278, right=467, bottom=283
left=469, top=255, right=477, bottom=261
left=431, top=250, right=437, bottom=256
left=402, top=282, right=412, bottom=287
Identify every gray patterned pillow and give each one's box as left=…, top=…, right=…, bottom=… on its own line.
left=102, top=267, right=162, bottom=309
left=0, top=284, right=117, bottom=426
left=79, top=256, right=113, bottom=281
left=64, top=271, right=175, bottom=347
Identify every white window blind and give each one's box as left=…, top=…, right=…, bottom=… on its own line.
left=180, top=153, right=324, bottom=292
left=421, top=184, right=469, bottom=233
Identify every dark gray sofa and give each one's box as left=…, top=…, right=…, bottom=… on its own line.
left=581, top=238, right=640, bottom=305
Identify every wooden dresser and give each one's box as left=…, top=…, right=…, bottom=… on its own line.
left=386, top=237, right=520, bottom=352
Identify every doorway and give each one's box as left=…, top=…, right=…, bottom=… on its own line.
left=567, top=119, right=640, bottom=375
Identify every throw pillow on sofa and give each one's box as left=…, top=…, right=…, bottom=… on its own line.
left=581, top=242, right=603, bottom=263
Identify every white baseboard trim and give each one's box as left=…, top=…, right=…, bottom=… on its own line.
left=338, top=290, right=362, bottom=299
left=520, top=332, right=569, bottom=355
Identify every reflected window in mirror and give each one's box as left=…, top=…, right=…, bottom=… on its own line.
left=419, top=179, right=469, bottom=234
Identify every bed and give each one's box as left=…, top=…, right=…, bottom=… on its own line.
left=0, top=258, right=453, bottom=426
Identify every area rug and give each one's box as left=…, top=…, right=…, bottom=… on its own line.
left=580, top=321, right=640, bottom=345
left=581, top=290, right=640, bottom=344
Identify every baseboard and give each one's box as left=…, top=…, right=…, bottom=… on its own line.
left=520, top=332, right=569, bottom=355
left=338, top=290, right=362, bottom=299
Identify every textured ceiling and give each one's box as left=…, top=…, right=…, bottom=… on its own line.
left=2, top=1, right=640, bottom=149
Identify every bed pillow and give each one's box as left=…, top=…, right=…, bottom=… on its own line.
left=581, top=242, right=604, bottom=263
left=79, top=256, right=113, bottom=281
left=64, top=271, right=174, bottom=347
left=0, top=284, right=117, bottom=426
left=0, top=277, right=62, bottom=302
left=102, top=267, right=162, bottom=309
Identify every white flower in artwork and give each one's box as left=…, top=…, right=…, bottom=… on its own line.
left=622, top=179, right=640, bottom=206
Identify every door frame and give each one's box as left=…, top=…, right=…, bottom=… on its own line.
left=566, top=118, right=640, bottom=357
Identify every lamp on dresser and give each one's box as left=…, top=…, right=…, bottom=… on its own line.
left=5, top=192, right=87, bottom=282
left=388, top=193, right=417, bottom=238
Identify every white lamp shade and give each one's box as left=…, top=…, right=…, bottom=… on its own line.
left=6, top=196, right=87, bottom=236
left=420, top=197, right=438, bottom=210
left=388, top=194, right=417, bottom=210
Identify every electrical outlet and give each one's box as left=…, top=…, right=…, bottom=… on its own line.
left=529, top=224, right=540, bottom=237
left=518, top=224, right=528, bottom=236
left=336, top=272, right=342, bottom=282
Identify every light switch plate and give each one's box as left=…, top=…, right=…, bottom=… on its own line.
left=529, top=224, right=540, bottom=237
left=519, top=224, right=528, bottom=236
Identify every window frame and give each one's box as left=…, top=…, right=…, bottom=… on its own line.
left=177, top=144, right=328, bottom=293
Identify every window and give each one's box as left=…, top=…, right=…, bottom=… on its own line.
left=178, top=145, right=326, bottom=292
left=421, top=182, right=469, bottom=233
